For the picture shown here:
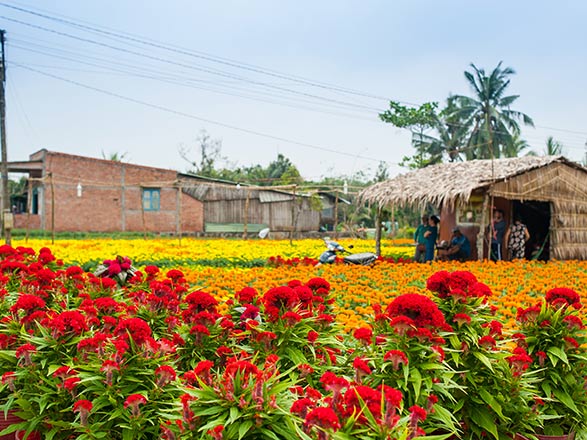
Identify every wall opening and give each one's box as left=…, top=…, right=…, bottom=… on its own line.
left=512, top=200, right=550, bottom=261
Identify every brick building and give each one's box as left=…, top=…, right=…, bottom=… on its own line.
left=8, top=150, right=321, bottom=235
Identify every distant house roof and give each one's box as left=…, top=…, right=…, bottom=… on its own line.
left=359, top=155, right=586, bottom=208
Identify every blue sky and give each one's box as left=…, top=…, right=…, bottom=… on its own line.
left=3, top=0, right=587, bottom=181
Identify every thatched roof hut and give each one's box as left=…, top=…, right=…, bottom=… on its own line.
left=359, top=156, right=587, bottom=260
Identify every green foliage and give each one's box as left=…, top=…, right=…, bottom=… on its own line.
left=379, top=101, right=438, bottom=129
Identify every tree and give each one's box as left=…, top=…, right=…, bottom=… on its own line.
left=408, top=96, right=470, bottom=166
left=451, top=62, right=534, bottom=160
left=544, top=136, right=565, bottom=156
left=102, top=151, right=128, bottom=162
left=179, top=130, right=225, bottom=177
left=502, top=133, right=532, bottom=157
left=379, top=101, right=439, bottom=168
left=266, top=154, right=303, bottom=186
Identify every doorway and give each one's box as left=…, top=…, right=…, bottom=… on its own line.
left=512, top=200, right=550, bottom=261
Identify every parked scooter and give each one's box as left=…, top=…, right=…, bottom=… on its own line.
left=316, top=238, right=377, bottom=266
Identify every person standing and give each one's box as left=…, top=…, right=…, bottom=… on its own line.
left=423, top=215, right=440, bottom=262
left=487, top=209, right=506, bottom=261
left=413, top=215, right=429, bottom=263
left=505, top=215, right=530, bottom=260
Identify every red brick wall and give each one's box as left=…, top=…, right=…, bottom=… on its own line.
left=40, top=152, right=204, bottom=233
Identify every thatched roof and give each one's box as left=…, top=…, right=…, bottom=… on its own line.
left=359, top=156, right=586, bottom=208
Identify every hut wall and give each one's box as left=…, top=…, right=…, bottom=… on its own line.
left=204, top=198, right=320, bottom=232
left=491, top=162, right=587, bottom=260
left=439, top=206, right=479, bottom=260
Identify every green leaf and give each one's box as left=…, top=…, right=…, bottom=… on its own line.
left=238, top=420, right=253, bottom=439
left=548, top=346, right=569, bottom=365
left=472, top=351, right=495, bottom=371
left=228, top=406, right=241, bottom=424
left=553, top=388, right=580, bottom=414
left=470, top=406, right=499, bottom=439
left=479, top=388, right=505, bottom=419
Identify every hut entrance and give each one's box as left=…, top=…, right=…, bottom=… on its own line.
left=512, top=200, right=550, bottom=261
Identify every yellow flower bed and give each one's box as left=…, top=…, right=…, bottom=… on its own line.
left=13, top=238, right=413, bottom=263
left=13, top=238, right=587, bottom=332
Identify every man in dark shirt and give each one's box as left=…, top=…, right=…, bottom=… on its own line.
left=489, top=209, right=506, bottom=261
left=445, top=228, right=471, bottom=261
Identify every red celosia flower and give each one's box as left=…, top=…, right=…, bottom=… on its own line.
left=564, top=336, right=580, bottom=349
left=73, top=399, right=93, bottom=426
left=10, top=294, right=46, bottom=315
left=306, top=277, right=330, bottom=292
left=47, top=310, right=89, bottom=337
left=291, top=398, right=315, bottom=418
left=453, top=313, right=471, bottom=326
left=282, top=311, right=302, bottom=325
left=307, top=330, right=319, bottom=343
left=155, top=365, right=177, bottom=387
left=386, top=294, right=446, bottom=331
left=545, top=287, right=581, bottom=309
left=516, top=305, right=541, bottom=323
left=144, top=265, right=159, bottom=276
left=166, top=269, right=184, bottom=281
left=388, top=316, right=415, bottom=336
left=124, top=394, right=147, bottom=418
left=73, top=396, right=92, bottom=410
left=353, top=327, right=373, bottom=344
left=1, top=371, right=15, bottom=391
left=62, top=377, right=80, bottom=391
left=320, top=371, right=349, bottom=394
left=353, top=356, right=372, bottom=376
left=16, top=343, right=36, bottom=365
left=563, top=315, right=584, bottom=330
left=304, top=407, right=341, bottom=431
left=184, top=290, right=218, bottom=313
left=298, top=363, right=314, bottom=376
left=262, top=286, right=299, bottom=312
left=53, top=366, right=77, bottom=380
left=115, top=317, right=152, bottom=345
left=426, top=271, right=451, bottom=297
left=240, top=304, right=260, bottom=321
left=207, top=425, right=224, bottom=440
left=479, top=335, right=497, bottom=349
left=384, top=349, right=409, bottom=370
left=409, top=405, right=427, bottom=422
left=235, top=286, right=258, bottom=304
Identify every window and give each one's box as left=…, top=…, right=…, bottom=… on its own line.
left=142, top=188, right=160, bottom=211
left=456, top=195, right=483, bottom=225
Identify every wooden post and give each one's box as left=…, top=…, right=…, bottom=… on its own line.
left=476, top=193, right=490, bottom=260
left=50, top=173, right=55, bottom=245
left=333, top=191, right=339, bottom=239
left=375, top=206, right=383, bottom=256
left=140, top=187, right=147, bottom=240
left=177, top=183, right=182, bottom=246
left=25, top=178, right=32, bottom=242
left=289, top=185, right=297, bottom=245
left=243, top=188, right=250, bottom=240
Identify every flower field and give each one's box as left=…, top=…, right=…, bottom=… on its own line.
left=10, top=238, right=587, bottom=332
left=1, top=239, right=587, bottom=439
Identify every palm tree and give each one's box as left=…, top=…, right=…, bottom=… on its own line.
left=502, top=133, right=532, bottom=157
left=451, top=62, right=534, bottom=160
left=411, top=96, right=470, bottom=164
left=544, top=136, right=565, bottom=156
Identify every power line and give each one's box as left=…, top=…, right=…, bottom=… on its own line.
left=0, top=15, right=386, bottom=114
left=0, top=1, right=399, bottom=105
left=12, top=62, right=400, bottom=166
left=8, top=41, right=380, bottom=122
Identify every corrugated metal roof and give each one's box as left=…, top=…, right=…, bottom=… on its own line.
left=259, top=191, right=294, bottom=203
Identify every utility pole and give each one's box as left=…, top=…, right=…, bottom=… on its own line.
left=0, top=29, right=10, bottom=245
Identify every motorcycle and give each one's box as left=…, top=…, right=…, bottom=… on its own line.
left=316, top=238, right=377, bottom=266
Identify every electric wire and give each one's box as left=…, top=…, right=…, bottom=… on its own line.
left=11, top=62, right=402, bottom=167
